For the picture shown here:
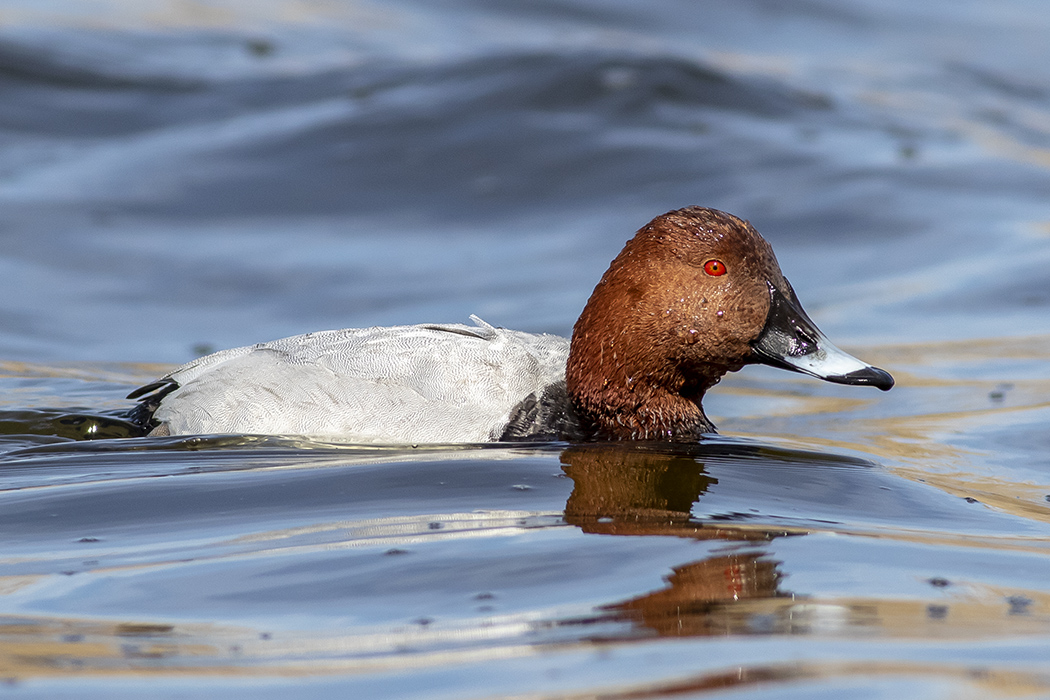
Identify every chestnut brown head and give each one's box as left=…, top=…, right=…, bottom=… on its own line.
left=566, top=206, right=892, bottom=441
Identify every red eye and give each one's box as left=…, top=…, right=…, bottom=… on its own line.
left=703, top=259, right=727, bottom=276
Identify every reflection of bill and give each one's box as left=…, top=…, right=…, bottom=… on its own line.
left=560, top=443, right=790, bottom=636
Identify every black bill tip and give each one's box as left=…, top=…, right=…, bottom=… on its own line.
left=823, top=366, right=895, bottom=391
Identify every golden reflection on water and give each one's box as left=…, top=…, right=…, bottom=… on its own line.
left=0, top=361, right=165, bottom=386
left=557, top=445, right=1050, bottom=645
left=6, top=608, right=1050, bottom=693
left=0, top=0, right=401, bottom=33
left=3, top=590, right=1050, bottom=682
left=716, top=334, right=1050, bottom=523
left=2, top=443, right=1050, bottom=691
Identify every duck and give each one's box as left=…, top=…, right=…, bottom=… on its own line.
left=127, top=206, right=893, bottom=442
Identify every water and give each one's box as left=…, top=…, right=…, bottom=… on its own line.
left=2, top=1, right=1050, bottom=697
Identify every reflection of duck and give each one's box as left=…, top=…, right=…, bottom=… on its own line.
left=561, top=444, right=716, bottom=529
left=610, top=553, right=784, bottom=637
left=562, top=442, right=790, bottom=540
left=560, top=443, right=787, bottom=636
left=128, top=207, right=892, bottom=442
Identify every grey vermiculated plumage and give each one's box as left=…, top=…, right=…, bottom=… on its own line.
left=143, top=316, right=570, bottom=442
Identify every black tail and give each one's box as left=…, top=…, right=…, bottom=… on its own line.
left=125, top=378, right=180, bottom=433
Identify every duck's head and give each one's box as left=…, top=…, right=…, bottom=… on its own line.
left=566, top=206, right=893, bottom=441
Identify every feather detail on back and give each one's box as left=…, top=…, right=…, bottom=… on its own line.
left=133, top=317, right=570, bottom=442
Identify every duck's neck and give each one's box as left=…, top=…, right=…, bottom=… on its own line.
left=565, top=308, right=726, bottom=442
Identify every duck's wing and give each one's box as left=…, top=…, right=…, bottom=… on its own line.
left=131, top=319, right=569, bottom=443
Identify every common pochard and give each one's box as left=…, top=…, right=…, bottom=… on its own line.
left=128, top=207, right=892, bottom=442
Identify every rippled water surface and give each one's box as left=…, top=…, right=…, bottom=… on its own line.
left=2, top=1, right=1050, bottom=697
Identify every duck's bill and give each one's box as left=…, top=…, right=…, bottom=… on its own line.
left=751, top=284, right=894, bottom=391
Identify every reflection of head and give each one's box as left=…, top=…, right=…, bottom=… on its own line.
left=608, top=552, right=785, bottom=637
left=560, top=443, right=716, bottom=528
left=559, top=443, right=788, bottom=639
left=558, top=441, right=891, bottom=640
